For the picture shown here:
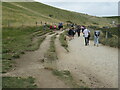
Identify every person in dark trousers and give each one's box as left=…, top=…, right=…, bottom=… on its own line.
left=76, top=25, right=81, bottom=37
left=87, top=32, right=91, bottom=45
left=68, top=27, right=75, bottom=40
left=81, top=26, right=85, bottom=33
left=72, top=28, right=76, bottom=38
left=58, top=22, right=63, bottom=30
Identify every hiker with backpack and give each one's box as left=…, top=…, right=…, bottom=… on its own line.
left=94, top=30, right=100, bottom=47
left=83, top=27, right=90, bottom=46
left=68, top=27, right=75, bottom=40
left=81, top=25, right=85, bottom=33
left=58, top=22, right=63, bottom=30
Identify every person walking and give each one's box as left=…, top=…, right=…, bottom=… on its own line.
left=73, top=28, right=76, bottom=38
left=83, top=27, right=90, bottom=46
left=43, top=23, right=47, bottom=30
left=76, top=25, right=81, bottom=37
left=54, top=25, right=57, bottom=30
left=94, top=30, right=100, bottom=47
left=58, top=22, right=63, bottom=30
left=68, top=27, right=75, bottom=40
left=81, top=25, right=85, bottom=33
left=50, top=25, right=53, bottom=29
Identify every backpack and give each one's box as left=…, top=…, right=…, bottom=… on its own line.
left=95, top=31, right=100, bottom=37
left=88, top=32, right=91, bottom=37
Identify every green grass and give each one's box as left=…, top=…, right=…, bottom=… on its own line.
left=52, top=70, right=88, bottom=88
left=26, top=36, right=46, bottom=51
left=44, top=35, right=57, bottom=70
left=99, top=35, right=119, bottom=48
left=2, top=2, right=117, bottom=27
left=44, top=35, right=57, bottom=62
left=2, top=60, right=15, bottom=73
left=2, top=77, right=37, bottom=88
left=89, top=27, right=119, bottom=48
left=2, top=26, right=51, bottom=73
left=59, top=31, right=69, bottom=52
left=2, top=26, right=47, bottom=60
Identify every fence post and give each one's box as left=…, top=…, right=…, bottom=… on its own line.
left=106, top=31, right=108, bottom=39
left=36, top=22, right=37, bottom=27
left=41, top=21, right=42, bottom=25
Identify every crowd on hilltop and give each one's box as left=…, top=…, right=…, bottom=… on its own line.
left=43, top=22, right=100, bottom=47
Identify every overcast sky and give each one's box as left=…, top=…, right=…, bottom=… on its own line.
left=34, top=0, right=119, bottom=17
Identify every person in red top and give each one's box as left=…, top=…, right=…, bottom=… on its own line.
left=50, top=25, right=53, bottom=29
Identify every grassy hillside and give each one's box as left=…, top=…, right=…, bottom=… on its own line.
left=103, top=16, right=119, bottom=24
left=104, top=16, right=120, bottom=19
left=2, top=2, right=117, bottom=27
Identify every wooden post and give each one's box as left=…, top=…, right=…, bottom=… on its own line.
left=106, top=31, right=108, bottom=39
left=41, top=21, right=42, bottom=25
left=36, top=22, right=37, bottom=27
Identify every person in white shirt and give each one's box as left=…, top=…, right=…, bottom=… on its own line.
left=83, top=27, right=90, bottom=46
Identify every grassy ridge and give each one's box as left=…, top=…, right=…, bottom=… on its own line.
left=52, top=70, right=88, bottom=88
left=44, top=35, right=57, bottom=62
left=44, top=35, right=58, bottom=70
left=59, top=31, right=69, bottom=52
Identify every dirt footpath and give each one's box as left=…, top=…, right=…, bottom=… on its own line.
left=55, top=33, right=118, bottom=88
left=2, top=34, right=69, bottom=88
left=2, top=31, right=118, bottom=88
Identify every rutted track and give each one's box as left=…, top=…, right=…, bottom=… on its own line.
left=2, top=34, right=69, bottom=88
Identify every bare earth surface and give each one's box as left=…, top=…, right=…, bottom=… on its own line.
left=3, top=34, right=69, bottom=88
left=2, top=31, right=118, bottom=88
left=55, top=33, right=118, bottom=88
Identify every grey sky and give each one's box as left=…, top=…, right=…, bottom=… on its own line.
left=34, top=0, right=119, bottom=17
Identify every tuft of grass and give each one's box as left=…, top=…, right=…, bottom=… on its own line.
left=52, top=69, right=87, bottom=88
left=26, top=36, right=46, bottom=51
left=2, top=77, right=37, bottom=88
left=2, top=60, right=15, bottom=73
left=59, top=31, right=69, bottom=52
left=100, top=35, right=119, bottom=48
left=49, top=31, right=55, bottom=35
left=44, top=35, right=57, bottom=70
left=44, top=35, right=57, bottom=62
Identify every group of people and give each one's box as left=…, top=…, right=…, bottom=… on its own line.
left=68, top=24, right=100, bottom=47
left=43, top=22, right=63, bottom=30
